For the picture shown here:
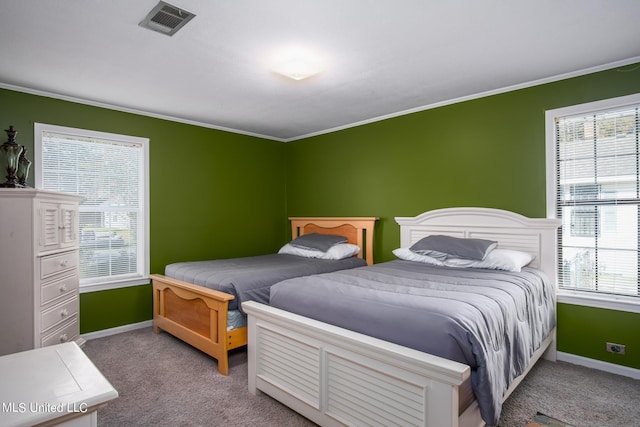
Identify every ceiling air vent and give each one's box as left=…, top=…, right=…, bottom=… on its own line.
left=139, top=1, right=195, bottom=36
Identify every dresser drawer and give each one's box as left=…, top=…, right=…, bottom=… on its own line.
left=41, top=273, right=79, bottom=306
left=41, top=250, right=78, bottom=280
left=41, top=297, right=79, bottom=333
left=41, top=317, right=78, bottom=347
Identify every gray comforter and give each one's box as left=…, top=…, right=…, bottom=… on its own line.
left=269, top=260, right=556, bottom=426
left=164, top=254, right=367, bottom=311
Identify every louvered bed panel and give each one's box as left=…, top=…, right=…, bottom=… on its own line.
left=256, top=326, right=321, bottom=409
left=247, top=303, right=469, bottom=427
left=325, top=353, right=426, bottom=426
left=397, top=208, right=558, bottom=273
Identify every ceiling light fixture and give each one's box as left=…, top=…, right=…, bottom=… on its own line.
left=271, top=47, right=323, bottom=81
left=274, top=58, right=320, bottom=81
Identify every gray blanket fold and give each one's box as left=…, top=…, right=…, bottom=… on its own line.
left=164, top=254, right=367, bottom=311
left=269, top=260, right=556, bottom=426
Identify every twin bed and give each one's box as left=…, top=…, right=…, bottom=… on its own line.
left=150, top=217, right=378, bottom=375
left=152, top=208, right=560, bottom=426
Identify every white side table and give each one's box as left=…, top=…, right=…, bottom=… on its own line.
left=0, top=342, right=118, bottom=427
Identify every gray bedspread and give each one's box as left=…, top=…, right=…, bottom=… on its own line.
left=269, top=260, right=556, bottom=426
left=164, top=254, right=367, bottom=311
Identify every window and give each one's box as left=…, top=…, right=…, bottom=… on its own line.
left=35, top=123, right=149, bottom=291
left=546, top=93, right=640, bottom=309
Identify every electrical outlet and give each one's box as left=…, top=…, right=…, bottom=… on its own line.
left=606, top=342, right=626, bottom=355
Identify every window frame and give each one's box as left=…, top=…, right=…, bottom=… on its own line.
left=545, top=93, right=640, bottom=314
left=34, top=123, right=150, bottom=293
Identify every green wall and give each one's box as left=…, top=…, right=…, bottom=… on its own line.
left=0, top=87, right=287, bottom=333
left=557, top=303, right=638, bottom=369
left=284, top=63, right=640, bottom=369
left=1, top=61, right=639, bottom=370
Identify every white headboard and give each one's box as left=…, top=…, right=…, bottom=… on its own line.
left=395, top=207, right=561, bottom=283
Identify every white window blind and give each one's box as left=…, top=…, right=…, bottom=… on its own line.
left=554, top=101, right=639, bottom=298
left=35, top=123, right=149, bottom=290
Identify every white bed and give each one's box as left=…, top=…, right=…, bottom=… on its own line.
left=243, top=207, right=561, bottom=427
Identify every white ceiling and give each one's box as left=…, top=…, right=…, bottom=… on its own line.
left=1, top=1, right=639, bottom=142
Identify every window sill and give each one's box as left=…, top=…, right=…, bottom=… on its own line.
left=79, top=276, right=150, bottom=293
left=557, top=290, right=640, bottom=314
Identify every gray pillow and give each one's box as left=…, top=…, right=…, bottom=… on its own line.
left=289, top=233, right=348, bottom=252
left=409, top=235, right=497, bottom=261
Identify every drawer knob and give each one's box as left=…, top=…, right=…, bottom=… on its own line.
left=60, top=260, right=68, bottom=267
left=60, top=308, right=69, bottom=317
left=60, top=334, right=68, bottom=342
left=59, top=284, right=68, bottom=292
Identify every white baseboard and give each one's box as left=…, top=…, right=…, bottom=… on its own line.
left=557, top=351, right=640, bottom=380
left=80, top=320, right=153, bottom=341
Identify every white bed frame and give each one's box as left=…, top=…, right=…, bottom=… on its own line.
left=243, top=208, right=561, bottom=427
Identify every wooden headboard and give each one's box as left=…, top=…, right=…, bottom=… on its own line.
left=289, top=217, right=378, bottom=265
left=395, top=207, right=561, bottom=283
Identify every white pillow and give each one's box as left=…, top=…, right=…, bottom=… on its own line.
left=278, top=243, right=360, bottom=260
left=392, top=247, right=444, bottom=266
left=443, top=249, right=534, bottom=272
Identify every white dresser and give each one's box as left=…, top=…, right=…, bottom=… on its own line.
left=0, top=189, right=83, bottom=356
left=0, top=342, right=118, bottom=427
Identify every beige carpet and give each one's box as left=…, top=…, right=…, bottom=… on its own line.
left=498, top=356, right=640, bottom=427
left=82, top=327, right=640, bottom=427
left=83, top=327, right=315, bottom=427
